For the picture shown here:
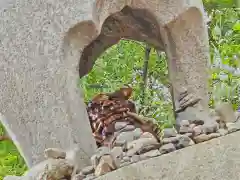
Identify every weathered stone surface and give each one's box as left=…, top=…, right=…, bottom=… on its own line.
left=130, top=155, right=141, bottom=163
left=0, top=0, right=99, bottom=167
left=140, top=149, right=161, bottom=159
left=95, top=131, right=240, bottom=180
left=215, top=102, right=236, bottom=123
left=202, top=121, right=219, bottom=134
left=226, top=122, right=240, bottom=133
left=111, top=147, right=123, bottom=160
left=180, top=120, right=190, bottom=127
left=162, top=137, right=179, bottom=144
left=115, top=131, right=135, bottom=143
left=72, top=173, right=86, bottom=180
left=140, top=132, right=156, bottom=139
left=4, top=159, right=74, bottom=180
left=81, top=165, right=94, bottom=175
left=193, top=134, right=210, bottom=143
left=132, top=128, right=143, bottom=139
left=1, top=0, right=210, bottom=169
left=114, top=122, right=129, bottom=131
left=163, top=128, right=177, bottom=138
left=127, top=138, right=160, bottom=156
left=44, top=148, right=66, bottom=159
left=159, top=143, right=176, bottom=154
left=95, top=155, right=117, bottom=177
left=175, top=135, right=194, bottom=149
left=192, top=125, right=202, bottom=136
left=179, top=126, right=192, bottom=134
left=217, top=128, right=228, bottom=136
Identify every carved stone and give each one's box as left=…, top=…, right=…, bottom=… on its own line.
left=0, top=1, right=97, bottom=167
left=74, top=1, right=211, bottom=125
left=0, top=0, right=210, bottom=168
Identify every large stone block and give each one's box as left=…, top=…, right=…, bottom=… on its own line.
left=0, top=0, right=211, bottom=170
left=96, top=131, right=240, bottom=180
left=0, top=0, right=97, bottom=167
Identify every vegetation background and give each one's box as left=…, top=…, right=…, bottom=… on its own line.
left=0, top=1, right=239, bottom=179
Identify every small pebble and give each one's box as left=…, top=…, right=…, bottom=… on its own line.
left=122, top=156, right=130, bottom=162
left=115, top=131, right=135, bottom=143
left=81, top=166, right=94, bottom=175
left=131, top=155, right=141, bottom=163
left=217, top=128, right=228, bottom=136
left=176, top=135, right=194, bottom=149
left=133, top=128, right=143, bottom=139
left=72, top=173, right=86, bottom=180
left=193, top=125, right=202, bottom=136
left=140, top=149, right=161, bottom=159
left=159, top=143, right=176, bottom=154
left=163, top=128, right=177, bottom=138
left=226, top=122, right=240, bottom=133
left=193, top=134, right=210, bottom=143
left=114, top=122, right=129, bottom=131
left=180, top=120, right=190, bottom=127
left=140, top=132, right=155, bottom=139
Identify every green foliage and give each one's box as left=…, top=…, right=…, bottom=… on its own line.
left=0, top=125, right=27, bottom=180
left=0, top=3, right=239, bottom=179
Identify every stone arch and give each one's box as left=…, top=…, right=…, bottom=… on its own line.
left=63, top=1, right=211, bottom=128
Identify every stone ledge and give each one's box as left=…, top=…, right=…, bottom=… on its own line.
left=96, top=131, right=240, bottom=180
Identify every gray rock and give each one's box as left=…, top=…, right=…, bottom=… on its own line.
left=193, top=125, right=202, bottom=136
left=180, top=120, right=190, bottom=127
left=114, top=122, right=129, bottom=131
left=235, top=112, right=240, bottom=122
left=193, top=133, right=220, bottom=143
left=163, top=128, right=177, bottom=138
left=189, top=123, right=197, bottom=129
left=202, top=121, right=219, bottom=134
left=111, top=147, right=123, bottom=160
left=193, top=134, right=210, bottom=143
left=91, top=154, right=99, bottom=169
left=185, top=133, right=193, bottom=137
left=226, top=122, right=240, bottom=133
left=179, top=126, right=192, bottom=134
left=159, top=143, right=176, bottom=154
left=162, top=137, right=179, bottom=144
left=116, top=131, right=135, bottom=143
left=140, top=149, right=161, bottom=159
left=123, top=125, right=136, bottom=131
left=120, top=161, right=131, bottom=167
left=215, top=102, right=236, bottom=123
left=188, top=119, right=205, bottom=126
left=44, top=148, right=66, bottom=159
left=122, top=156, right=131, bottom=162
left=126, top=138, right=160, bottom=156
left=217, top=128, right=228, bottom=136
left=84, top=174, right=96, bottom=180
left=133, top=128, right=143, bottom=139
left=95, top=131, right=240, bottom=180
left=176, top=135, right=195, bottom=149
left=96, top=147, right=110, bottom=157
left=82, top=165, right=94, bottom=175
left=131, top=155, right=141, bottom=163
left=140, top=132, right=155, bottom=139
left=208, top=133, right=221, bottom=139
left=72, top=173, right=86, bottom=180
left=114, top=140, right=127, bottom=147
